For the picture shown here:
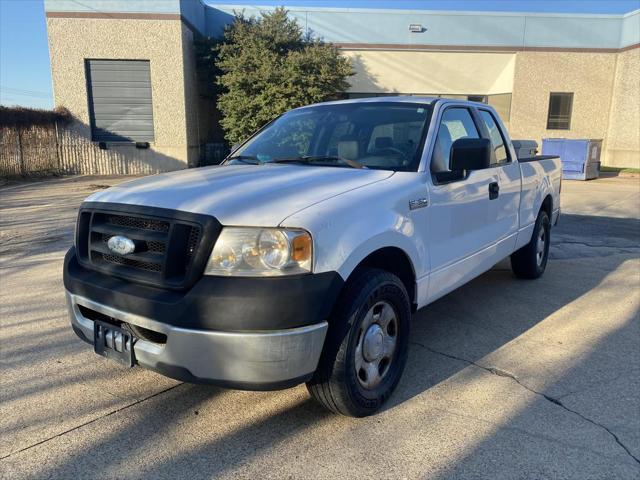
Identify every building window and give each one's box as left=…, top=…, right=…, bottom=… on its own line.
left=467, top=95, right=487, bottom=103
left=546, top=92, right=573, bottom=130
left=85, top=59, right=154, bottom=142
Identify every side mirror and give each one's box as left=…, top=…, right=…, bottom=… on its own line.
left=450, top=138, right=491, bottom=171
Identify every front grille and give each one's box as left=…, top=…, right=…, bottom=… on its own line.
left=75, top=205, right=220, bottom=289
left=100, top=234, right=165, bottom=270
left=105, top=214, right=170, bottom=232
left=146, top=241, right=166, bottom=253
left=100, top=252, right=163, bottom=272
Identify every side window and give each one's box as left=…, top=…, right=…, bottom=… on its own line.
left=478, top=110, right=509, bottom=164
left=431, top=108, right=480, bottom=173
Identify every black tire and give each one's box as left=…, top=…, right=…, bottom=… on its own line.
left=306, top=268, right=411, bottom=417
left=511, top=210, right=551, bottom=279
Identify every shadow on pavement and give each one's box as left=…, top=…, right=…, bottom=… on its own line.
left=23, top=212, right=638, bottom=478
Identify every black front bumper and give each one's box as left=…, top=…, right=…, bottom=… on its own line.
left=64, top=247, right=344, bottom=332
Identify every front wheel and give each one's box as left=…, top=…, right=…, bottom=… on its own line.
left=307, top=268, right=411, bottom=417
left=511, top=210, right=550, bottom=279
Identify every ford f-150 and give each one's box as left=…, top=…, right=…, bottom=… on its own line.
left=64, top=97, right=561, bottom=416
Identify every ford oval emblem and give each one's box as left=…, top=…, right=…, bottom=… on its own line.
left=107, top=235, right=136, bottom=256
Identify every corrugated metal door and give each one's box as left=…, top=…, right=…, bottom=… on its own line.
left=85, top=60, right=154, bottom=142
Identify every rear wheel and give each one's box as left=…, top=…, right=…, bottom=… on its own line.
left=511, top=210, right=550, bottom=279
left=307, top=268, right=410, bottom=417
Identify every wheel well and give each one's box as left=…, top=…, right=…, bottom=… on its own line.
left=541, top=195, right=553, bottom=217
left=351, top=247, right=416, bottom=309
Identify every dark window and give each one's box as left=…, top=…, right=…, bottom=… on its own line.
left=85, top=60, right=154, bottom=142
left=467, top=95, right=488, bottom=103
left=478, top=110, right=509, bottom=164
left=546, top=92, right=573, bottom=130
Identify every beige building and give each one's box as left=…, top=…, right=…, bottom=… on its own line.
left=45, top=1, right=640, bottom=173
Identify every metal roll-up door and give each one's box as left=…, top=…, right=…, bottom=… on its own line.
left=85, top=60, right=154, bottom=142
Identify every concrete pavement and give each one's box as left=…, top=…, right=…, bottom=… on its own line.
left=1, top=174, right=639, bottom=479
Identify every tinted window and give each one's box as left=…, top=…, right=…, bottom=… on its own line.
left=230, top=103, right=431, bottom=171
left=478, top=110, right=508, bottom=164
left=431, top=108, right=480, bottom=172
left=547, top=92, right=573, bottom=130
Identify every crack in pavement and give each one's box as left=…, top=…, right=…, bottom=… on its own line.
left=0, top=383, right=184, bottom=461
left=411, top=341, right=640, bottom=466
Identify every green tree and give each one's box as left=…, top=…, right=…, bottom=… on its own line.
left=214, top=7, right=353, bottom=144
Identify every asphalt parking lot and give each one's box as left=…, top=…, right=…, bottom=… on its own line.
left=1, top=173, right=639, bottom=479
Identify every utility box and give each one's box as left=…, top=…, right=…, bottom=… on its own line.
left=542, top=138, right=602, bottom=180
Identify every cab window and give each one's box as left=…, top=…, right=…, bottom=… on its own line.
left=431, top=107, right=480, bottom=174
left=478, top=110, right=509, bottom=164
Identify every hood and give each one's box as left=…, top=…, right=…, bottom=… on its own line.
left=86, top=164, right=394, bottom=226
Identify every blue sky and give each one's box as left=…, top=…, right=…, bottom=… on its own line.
left=1, top=0, right=639, bottom=109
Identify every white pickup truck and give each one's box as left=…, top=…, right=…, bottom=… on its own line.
left=64, top=97, right=561, bottom=417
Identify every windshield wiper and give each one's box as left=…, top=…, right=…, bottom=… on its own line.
left=226, top=155, right=262, bottom=165
left=272, top=155, right=366, bottom=169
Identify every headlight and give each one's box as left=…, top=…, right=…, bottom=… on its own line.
left=204, top=227, right=312, bottom=276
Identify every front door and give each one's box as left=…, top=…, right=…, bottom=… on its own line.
left=426, top=106, right=504, bottom=303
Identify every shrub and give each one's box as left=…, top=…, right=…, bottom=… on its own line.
left=214, top=7, right=353, bottom=144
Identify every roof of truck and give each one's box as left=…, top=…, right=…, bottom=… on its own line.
left=299, top=96, right=440, bottom=109
left=298, top=96, right=503, bottom=113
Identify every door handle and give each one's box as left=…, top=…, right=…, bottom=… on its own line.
left=489, top=182, right=500, bottom=200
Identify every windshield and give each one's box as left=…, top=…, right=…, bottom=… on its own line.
left=226, top=102, right=432, bottom=171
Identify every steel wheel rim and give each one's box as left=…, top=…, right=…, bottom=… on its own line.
left=354, top=301, right=398, bottom=390
left=536, top=227, right=546, bottom=266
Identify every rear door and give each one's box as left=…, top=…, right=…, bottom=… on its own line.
left=475, top=108, right=520, bottom=253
